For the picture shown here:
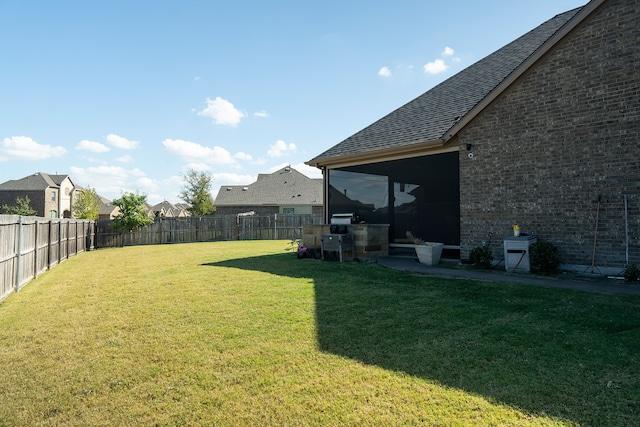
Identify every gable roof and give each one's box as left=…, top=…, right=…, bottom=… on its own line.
left=151, top=200, right=177, bottom=213
left=150, top=200, right=190, bottom=217
left=215, top=166, right=322, bottom=207
left=99, top=197, right=120, bottom=217
left=307, top=1, right=603, bottom=168
left=0, top=172, right=72, bottom=191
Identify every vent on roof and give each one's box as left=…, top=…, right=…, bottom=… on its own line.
left=226, top=187, right=232, bottom=191
left=242, top=187, right=248, bottom=191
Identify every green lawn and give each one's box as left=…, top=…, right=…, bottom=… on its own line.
left=0, top=240, right=638, bottom=426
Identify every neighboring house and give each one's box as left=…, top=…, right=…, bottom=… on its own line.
left=215, top=166, right=322, bottom=216
left=175, top=203, right=191, bottom=215
left=0, top=172, right=76, bottom=218
left=98, top=196, right=120, bottom=220
left=151, top=201, right=190, bottom=217
left=307, top=0, right=639, bottom=270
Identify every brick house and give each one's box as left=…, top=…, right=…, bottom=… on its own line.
left=0, top=172, right=76, bottom=218
left=307, top=0, right=639, bottom=271
left=215, top=166, right=322, bottom=216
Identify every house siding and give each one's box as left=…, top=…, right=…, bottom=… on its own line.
left=215, top=206, right=280, bottom=216
left=216, top=205, right=323, bottom=216
left=459, top=0, right=639, bottom=268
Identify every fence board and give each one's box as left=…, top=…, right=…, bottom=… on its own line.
left=2, top=213, right=317, bottom=301
left=0, top=216, right=96, bottom=302
left=95, top=214, right=323, bottom=248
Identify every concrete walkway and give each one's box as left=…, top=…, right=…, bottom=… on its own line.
left=377, top=256, right=640, bottom=296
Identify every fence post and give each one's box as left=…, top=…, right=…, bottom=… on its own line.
left=47, top=220, right=52, bottom=270
left=34, top=219, right=39, bottom=279
left=15, top=216, right=23, bottom=292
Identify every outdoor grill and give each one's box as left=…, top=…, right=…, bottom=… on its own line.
left=321, top=213, right=358, bottom=261
left=321, top=232, right=354, bottom=262
left=330, top=213, right=359, bottom=224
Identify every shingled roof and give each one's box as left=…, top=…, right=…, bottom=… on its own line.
left=215, top=166, right=322, bottom=207
left=307, top=5, right=587, bottom=167
left=0, top=172, right=72, bottom=190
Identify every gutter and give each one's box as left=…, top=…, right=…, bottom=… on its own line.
left=306, top=139, right=452, bottom=170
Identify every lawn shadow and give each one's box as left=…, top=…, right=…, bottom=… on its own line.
left=205, top=253, right=640, bottom=425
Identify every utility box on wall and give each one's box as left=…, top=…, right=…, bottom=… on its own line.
left=504, top=236, right=537, bottom=273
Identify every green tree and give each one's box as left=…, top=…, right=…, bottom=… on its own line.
left=72, top=187, right=101, bottom=220
left=112, top=191, right=154, bottom=233
left=179, top=169, right=216, bottom=216
left=2, top=195, right=37, bottom=216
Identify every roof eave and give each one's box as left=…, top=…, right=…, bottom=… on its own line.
left=306, top=139, right=451, bottom=169
left=443, top=0, right=605, bottom=143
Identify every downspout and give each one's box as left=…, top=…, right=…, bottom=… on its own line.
left=320, top=166, right=329, bottom=224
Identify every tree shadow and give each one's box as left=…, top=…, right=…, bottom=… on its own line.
left=205, top=253, right=640, bottom=425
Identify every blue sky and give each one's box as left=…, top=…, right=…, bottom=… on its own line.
left=0, top=0, right=586, bottom=205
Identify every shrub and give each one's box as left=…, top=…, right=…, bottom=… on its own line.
left=469, top=246, right=493, bottom=269
left=530, top=241, right=560, bottom=276
left=623, top=263, right=639, bottom=283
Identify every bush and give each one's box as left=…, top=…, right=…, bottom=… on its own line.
left=530, top=241, right=560, bottom=276
left=623, top=263, right=639, bottom=283
left=469, top=246, right=493, bottom=269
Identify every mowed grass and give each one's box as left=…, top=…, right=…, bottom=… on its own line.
left=0, top=241, right=638, bottom=426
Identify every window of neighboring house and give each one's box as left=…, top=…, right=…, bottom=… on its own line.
left=51, top=191, right=56, bottom=202
left=49, top=210, right=57, bottom=218
left=282, top=207, right=295, bottom=214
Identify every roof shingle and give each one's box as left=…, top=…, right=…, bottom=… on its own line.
left=308, top=7, right=584, bottom=165
left=215, top=166, right=322, bottom=207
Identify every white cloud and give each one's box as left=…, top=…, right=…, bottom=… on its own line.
left=269, top=162, right=322, bottom=179
left=234, top=152, right=253, bottom=161
left=210, top=172, right=257, bottom=198
left=106, top=134, right=139, bottom=150
left=268, top=140, right=296, bottom=158
left=183, top=162, right=211, bottom=172
left=213, top=172, right=255, bottom=184
left=294, top=163, right=323, bottom=179
left=162, top=138, right=238, bottom=165
left=135, top=176, right=157, bottom=193
left=0, top=136, right=66, bottom=161
left=424, top=58, right=448, bottom=74
left=198, top=96, right=246, bottom=126
left=422, top=47, right=460, bottom=75
left=116, top=154, right=133, bottom=163
left=76, top=139, right=110, bottom=153
left=254, top=110, right=269, bottom=118
left=378, top=66, right=392, bottom=78
left=69, top=165, right=181, bottom=205
left=69, top=165, right=145, bottom=200
left=251, top=157, right=267, bottom=165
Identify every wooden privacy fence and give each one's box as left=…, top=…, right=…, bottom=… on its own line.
left=0, top=214, right=320, bottom=301
left=0, top=215, right=96, bottom=302
left=95, top=214, right=324, bottom=248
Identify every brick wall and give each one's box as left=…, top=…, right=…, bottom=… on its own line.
left=459, top=0, right=640, bottom=268
left=0, top=190, right=47, bottom=217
